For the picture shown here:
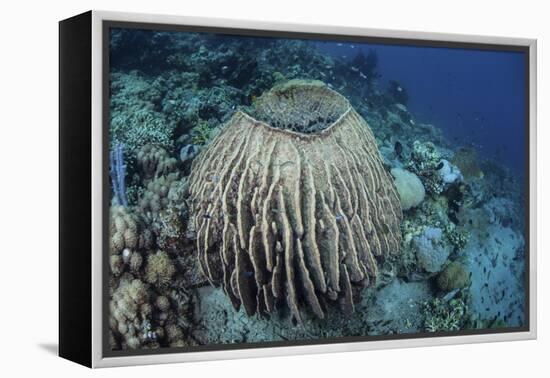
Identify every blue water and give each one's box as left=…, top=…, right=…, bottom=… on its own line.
left=318, top=41, right=527, bottom=174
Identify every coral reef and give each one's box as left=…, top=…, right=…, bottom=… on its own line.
left=391, top=168, right=425, bottom=210
left=109, top=205, right=154, bottom=258
left=139, top=172, right=184, bottom=217
left=421, top=294, right=469, bottom=332
left=110, top=72, right=176, bottom=154
left=436, top=261, right=470, bottom=291
left=110, top=278, right=155, bottom=349
left=106, top=29, right=527, bottom=349
left=189, top=80, right=402, bottom=321
left=145, top=251, right=176, bottom=286
left=452, top=147, right=484, bottom=180
left=191, top=119, right=214, bottom=145
left=136, top=144, right=178, bottom=182
left=406, top=141, right=445, bottom=195
left=413, top=227, right=451, bottom=273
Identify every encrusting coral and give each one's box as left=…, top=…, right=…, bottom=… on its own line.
left=188, top=80, right=402, bottom=322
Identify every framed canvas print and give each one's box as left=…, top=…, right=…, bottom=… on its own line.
left=59, top=10, right=537, bottom=368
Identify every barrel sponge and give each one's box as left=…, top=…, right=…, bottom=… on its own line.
left=391, top=168, right=425, bottom=210
left=188, top=80, right=403, bottom=322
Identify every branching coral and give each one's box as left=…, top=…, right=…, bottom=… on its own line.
left=109, top=72, right=175, bottom=154
left=444, top=223, right=469, bottom=251
left=421, top=295, right=468, bottom=332
left=188, top=80, right=402, bottom=321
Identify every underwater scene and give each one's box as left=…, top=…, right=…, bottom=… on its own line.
left=107, top=26, right=528, bottom=352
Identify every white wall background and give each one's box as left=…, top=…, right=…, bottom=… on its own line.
left=0, top=0, right=546, bottom=376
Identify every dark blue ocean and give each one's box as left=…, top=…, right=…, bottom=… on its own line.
left=318, top=41, right=527, bottom=174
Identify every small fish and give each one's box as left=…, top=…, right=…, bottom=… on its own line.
left=350, top=45, right=355, bottom=49
left=350, top=66, right=359, bottom=72
left=221, top=65, right=228, bottom=71
left=396, top=86, right=403, bottom=92
left=335, top=214, right=344, bottom=222
left=337, top=43, right=343, bottom=46
left=359, top=72, right=367, bottom=79
left=202, top=214, right=212, bottom=219
left=435, top=161, right=444, bottom=170
left=394, top=141, right=403, bottom=158
left=244, top=271, right=254, bottom=278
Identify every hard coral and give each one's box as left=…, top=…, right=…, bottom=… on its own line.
left=188, top=80, right=402, bottom=321
left=139, top=172, right=184, bottom=217
left=391, top=168, right=425, bottom=210
left=137, top=144, right=178, bottom=182
left=421, top=295, right=468, bottom=332
left=406, top=141, right=444, bottom=195
left=145, top=251, right=176, bottom=286
left=436, top=261, right=470, bottom=291
left=413, top=227, right=451, bottom=273
left=451, top=147, right=484, bottom=180
left=110, top=278, right=155, bottom=349
left=109, top=205, right=153, bottom=257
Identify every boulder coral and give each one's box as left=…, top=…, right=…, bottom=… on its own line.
left=451, top=147, right=484, bottom=180
left=436, top=261, right=470, bottom=291
left=391, top=168, right=425, bottom=210
left=188, top=80, right=402, bottom=322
